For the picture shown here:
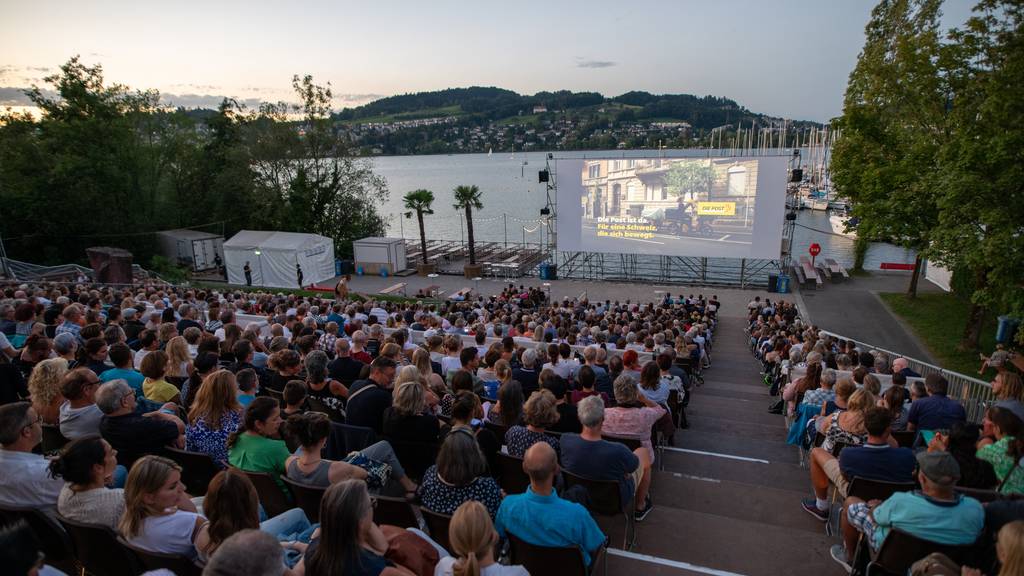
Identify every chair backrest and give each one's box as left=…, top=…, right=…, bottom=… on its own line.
left=602, top=434, right=642, bottom=452
left=325, top=422, right=378, bottom=460
left=118, top=535, right=202, bottom=576
left=484, top=420, right=508, bottom=442
left=846, top=477, right=917, bottom=503
left=165, top=447, right=220, bottom=496
left=40, top=423, right=69, bottom=454
left=236, top=469, right=291, bottom=518
left=420, top=507, right=453, bottom=552
left=56, top=514, right=141, bottom=576
left=389, top=439, right=440, bottom=482
left=496, top=452, right=530, bottom=495
left=282, top=477, right=326, bottom=523
left=955, top=486, right=1024, bottom=503
left=306, top=396, right=344, bottom=422
left=507, top=531, right=589, bottom=576
left=891, top=430, right=917, bottom=448
left=0, top=505, right=77, bottom=574
left=372, top=495, right=419, bottom=529
left=871, top=529, right=976, bottom=575
left=264, top=387, right=284, bottom=401
left=561, top=469, right=629, bottom=516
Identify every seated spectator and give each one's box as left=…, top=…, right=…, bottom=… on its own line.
left=327, top=338, right=364, bottom=387
left=236, top=368, right=259, bottom=408
left=540, top=373, right=581, bottom=434
left=97, top=379, right=184, bottom=467
left=419, top=429, right=503, bottom=517
left=166, top=336, right=193, bottom=380
left=100, top=342, right=145, bottom=397
left=542, top=343, right=574, bottom=381
left=228, top=397, right=291, bottom=493
left=1, top=518, right=69, bottom=576
left=603, top=375, right=667, bottom=466
left=504, top=389, right=561, bottom=458
left=993, top=372, right=1024, bottom=403
left=862, top=373, right=881, bottom=397
left=81, top=337, right=112, bottom=377
left=435, top=500, right=529, bottom=576
left=345, top=357, right=397, bottom=435
left=304, top=350, right=347, bottom=415
left=487, top=379, right=524, bottom=428
left=413, top=348, right=447, bottom=402
left=512, top=348, right=540, bottom=398
left=495, top=442, right=606, bottom=567
left=816, top=388, right=874, bottom=453
left=0, top=402, right=64, bottom=517
left=284, top=412, right=418, bottom=495
left=383, top=381, right=441, bottom=444
left=638, top=361, right=670, bottom=407
left=120, top=455, right=205, bottom=563
left=186, top=370, right=242, bottom=468
left=50, top=436, right=124, bottom=530
left=833, top=451, right=984, bottom=570
left=180, top=352, right=220, bottom=411
left=657, top=353, right=684, bottom=393
left=878, top=385, right=910, bottom=432
left=58, top=368, right=104, bottom=439
left=194, top=469, right=311, bottom=565
left=27, top=357, right=68, bottom=425
left=562, top=396, right=654, bottom=521
left=892, top=357, right=920, bottom=378
left=446, top=391, right=500, bottom=477
left=262, top=349, right=303, bottom=395
left=802, top=368, right=836, bottom=408
left=621, top=350, right=642, bottom=382
left=975, top=405, right=1024, bottom=494
left=140, top=350, right=181, bottom=404
left=203, top=529, right=292, bottom=576
left=907, top=373, right=967, bottom=432
left=282, top=380, right=307, bottom=418
left=802, top=407, right=916, bottom=522
left=441, top=370, right=475, bottom=418
left=226, top=340, right=257, bottom=375
left=927, top=423, right=997, bottom=490
left=571, top=365, right=610, bottom=405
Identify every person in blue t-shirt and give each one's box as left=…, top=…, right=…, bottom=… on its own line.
left=495, top=442, right=606, bottom=566
left=907, top=374, right=967, bottom=432
left=832, top=450, right=984, bottom=571
left=561, top=395, right=653, bottom=520
left=99, top=343, right=146, bottom=397
left=802, top=406, right=916, bottom=522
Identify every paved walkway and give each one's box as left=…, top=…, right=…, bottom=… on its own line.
left=791, top=271, right=939, bottom=363
left=595, top=308, right=845, bottom=575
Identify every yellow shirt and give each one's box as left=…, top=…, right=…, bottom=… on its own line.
left=143, top=377, right=179, bottom=403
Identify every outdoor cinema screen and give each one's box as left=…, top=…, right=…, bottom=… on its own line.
left=555, top=155, right=787, bottom=259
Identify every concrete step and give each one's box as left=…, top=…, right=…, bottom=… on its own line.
left=672, top=428, right=800, bottom=464
left=658, top=447, right=809, bottom=492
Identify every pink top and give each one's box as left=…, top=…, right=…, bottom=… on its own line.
left=602, top=405, right=666, bottom=461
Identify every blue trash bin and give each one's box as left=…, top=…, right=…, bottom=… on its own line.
left=997, top=316, right=1021, bottom=344
left=776, top=275, right=791, bottom=294
left=335, top=259, right=342, bottom=276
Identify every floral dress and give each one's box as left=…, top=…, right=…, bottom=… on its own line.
left=977, top=436, right=1024, bottom=494
left=186, top=410, right=241, bottom=467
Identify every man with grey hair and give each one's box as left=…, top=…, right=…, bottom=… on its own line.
left=560, top=395, right=654, bottom=521
left=176, top=303, right=203, bottom=334
left=55, top=304, right=85, bottom=343
left=53, top=332, right=78, bottom=365
left=202, top=529, right=284, bottom=576
left=0, top=402, right=64, bottom=518
left=97, top=379, right=183, bottom=465
left=513, top=347, right=540, bottom=398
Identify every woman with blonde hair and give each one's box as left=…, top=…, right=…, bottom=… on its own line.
left=413, top=348, right=447, bottom=401
left=816, top=388, right=874, bottom=453
left=186, top=370, right=243, bottom=468
left=383, top=380, right=441, bottom=444
left=28, top=357, right=68, bottom=425
left=993, top=372, right=1024, bottom=403
left=396, top=363, right=439, bottom=412
left=165, top=336, right=193, bottom=380
left=435, top=500, right=528, bottom=576
left=120, top=455, right=204, bottom=562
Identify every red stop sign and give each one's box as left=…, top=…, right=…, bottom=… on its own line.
left=809, top=243, right=821, bottom=256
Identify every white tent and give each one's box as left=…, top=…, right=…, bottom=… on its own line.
left=223, top=230, right=335, bottom=289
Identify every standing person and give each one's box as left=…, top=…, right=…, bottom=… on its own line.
left=335, top=275, right=351, bottom=300
left=296, top=263, right=304, bottom=289
left=244, top=262, right=252, bottom=287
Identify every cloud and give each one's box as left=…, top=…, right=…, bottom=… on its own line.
left=160, top=92, right=264, bottom=110
left=0, top=86, right=49, bottom=106
left=575, top=59, right=616, bottom=69
left=333, top=92, right=384, bottom=105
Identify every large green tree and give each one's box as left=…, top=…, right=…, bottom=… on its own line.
left=830, top=0, right=950, bottom=297
left=453, top=185, right=483, bottom=265
left=931, top=0, right=1024, bottom=348
left=403, top=189, right=435, bottom=265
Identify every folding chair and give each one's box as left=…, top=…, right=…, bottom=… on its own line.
left=165, top=447, right=220, bottom=496
left=372, top=495, right=419, bottom=529
left=118, top=535, right=202, bottom=576
left=507, top=531, right=607, bottom=576
left=853, top=529, right=976, bottom=576
left=388, top=439, right=440, bottom=482
left=495, top=452, right=530, bottom=494
left=562, top=469, right=635, bottom=550
left=0, top=505, right=78, bottom=575
left=235, top=469, right=291, bottom=518
left=420, top=506, right=453, bottom=552
left=57, top=514, right=142, bottom=576
left=40, top=423, right=69, bottom=454
left=282, top=477, right=327, bottom=523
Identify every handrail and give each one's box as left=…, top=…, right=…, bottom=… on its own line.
left=816, top=329, right=994, bottom=423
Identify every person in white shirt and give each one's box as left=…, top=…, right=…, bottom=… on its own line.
left=58, top=369, right=105, bottom=440
left=0, top=402, right=65, bottom=519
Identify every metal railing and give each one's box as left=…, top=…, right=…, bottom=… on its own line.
left=817, top=329, right=994, bottom=423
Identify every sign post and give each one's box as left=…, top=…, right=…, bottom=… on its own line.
left=809, top=243, right=821, bottom=267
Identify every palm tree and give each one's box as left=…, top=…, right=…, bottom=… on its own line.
left=453, top=185, right=483, bottom=265
left=403, top=189, right=434, bottom=265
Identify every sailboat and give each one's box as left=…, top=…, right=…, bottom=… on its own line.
left=487, top=148, right=492, bottom=157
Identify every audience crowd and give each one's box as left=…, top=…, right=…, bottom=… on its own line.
left=0, top=280, right=718, bottom=575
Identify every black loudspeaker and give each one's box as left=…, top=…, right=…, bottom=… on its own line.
left=790, top=169, right=803, bottom=183
left=538, top=170, right=549, bottom=183
left=785, top=212, right=797, bottom=220
left=540, top=207, right=551, bottom=215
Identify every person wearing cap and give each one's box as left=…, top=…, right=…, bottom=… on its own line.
left=832, top=451, right=984, bottom=571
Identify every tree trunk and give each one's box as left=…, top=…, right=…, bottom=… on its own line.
left=958, top=267, right=988, bottom=351
left=907, top=253, right=923, bottom=298
left=853, top=236, right=869, bottom=271
left=417, top=211, right=428, bottom=265
left=465, top=206, right=476, bottom=264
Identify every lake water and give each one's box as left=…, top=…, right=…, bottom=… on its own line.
left=371, top=150, right=916, bottom=271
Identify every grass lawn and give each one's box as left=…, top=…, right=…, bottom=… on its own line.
left=879, top=292, right=999, bottom=377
